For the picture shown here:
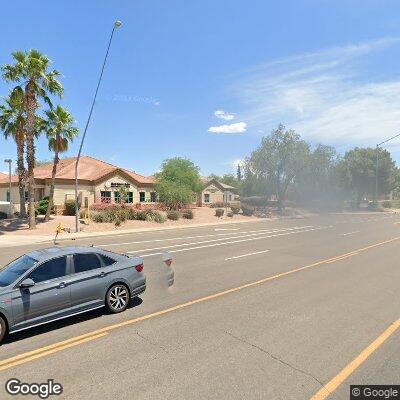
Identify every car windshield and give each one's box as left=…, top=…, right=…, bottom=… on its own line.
left=0, top=255, right=38, bottom=287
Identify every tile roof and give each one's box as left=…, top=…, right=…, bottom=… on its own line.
left=0, top=156, right=155, bottom=185
left=204, top=178, right=237, bottom=191
left=218, top=181, right=237, bottom=190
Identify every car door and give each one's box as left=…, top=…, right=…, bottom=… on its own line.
left=11, top=255, right=71, bottom=328
left=68, top=253, right=109, bottom=310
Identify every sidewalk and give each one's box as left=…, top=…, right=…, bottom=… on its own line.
left=0, top=217, right=276, bottom=248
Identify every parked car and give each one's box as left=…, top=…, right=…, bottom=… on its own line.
left=0, top=246, right=148, bottom=344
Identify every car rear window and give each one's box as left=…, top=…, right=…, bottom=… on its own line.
left=99, top=254, right=116, bottom=266
left=73, top=253, right=102, bottom=273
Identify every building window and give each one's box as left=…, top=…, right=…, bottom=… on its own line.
left=100, top=191, right=111, bottom=203
left=6, top=191, right=10, bottom=202
left=139, top=192, right=146, bottom=202
left=150, top=192, right=157, bottom=202
left=24, top=191, right=29, bottom=202
left=229, top=194, right=232, bottom=201
left=115, top=191, right=133, bottom=203
left=126, top=192, right=133, bottom=203
left=204, top=193, right=210, bottom=203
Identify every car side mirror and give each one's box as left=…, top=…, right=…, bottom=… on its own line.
left=19, top=278, right=35, bottom=288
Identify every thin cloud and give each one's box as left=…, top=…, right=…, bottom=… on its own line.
left=208, top=122, right=247, bottom=134
left=230, top=37, right=400, bottom=147
left=214, top=110, right=235, bottom=120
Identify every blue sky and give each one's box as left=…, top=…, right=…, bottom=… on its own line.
left=2, top=0, right=400, bottom=176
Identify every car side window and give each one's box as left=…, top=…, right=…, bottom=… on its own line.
left=99, top=254, right=116, bottom=266
left=29, top=257, right=67, bottom=283
left=73, top=253, right=102, bottom=273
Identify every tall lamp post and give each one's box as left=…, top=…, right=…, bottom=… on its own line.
left=74, top=20, right=122, bottom=233
left=4, top=159, right=12, bottom=218
left=375, top=132, right=400, bottom=203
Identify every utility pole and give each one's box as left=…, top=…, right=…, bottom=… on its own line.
left=375, top=132, right=400, bottom=203
left=74, top=20, right=122, bottom=233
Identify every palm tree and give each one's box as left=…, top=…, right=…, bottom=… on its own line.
left=44, top=105, right=78, bottom=222
left=2, top=50, right=63, bottom=229
left=0, top=87, right=27, bottom=217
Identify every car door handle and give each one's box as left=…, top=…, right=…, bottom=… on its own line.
left=58, top=281, right=67, bottom=288
left=99, top=271, right=106, bottom=278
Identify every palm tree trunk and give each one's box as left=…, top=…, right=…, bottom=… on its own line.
left=16, top=134, right=27, bottom=218
left=45, top=149, right=59, bottom=222
left=25, top=81, right=37, bottom=229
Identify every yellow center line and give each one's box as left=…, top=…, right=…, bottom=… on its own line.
left=1, top=235, right=399, bottom=372
left=325, top=251, right=360, bottom=264
left=310, top=319, right=400, bottom=400
left=0, top=332, right=108, bottom=372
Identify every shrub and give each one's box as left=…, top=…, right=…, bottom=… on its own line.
left=91, top=212, right=107, bottom=223
left=241, top=205, right=254, bottom=216
left=115, top=218, right=121, bottom=227
left=182, top=209, right=194, bottom=219
left=215, top=208, right=224, bottom=218
left=167, top=210, right=181, bottom=220
left=210, top=201, right=225, bottom=208
left=153, top=212, right=166, bottom=223
left=227, top=211, right=234, bottom=217
left=144, top=210, right=165, bottom=223
left=230, top=205, right=241, bottom=214
left=36, top=201, right=48, bottom=215
left=0, top=211, right=8, bottom=220
left=241, top=196, right=277, bottom=208
left=36, top=198, right=54, bottom=215
left=64, top=200, right=76, bottom=216
left=367, top=201, right=378, bottom=211
left=382, top=200, right=392, bottom=208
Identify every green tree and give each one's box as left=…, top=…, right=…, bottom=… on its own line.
left=337, top=147, right=396, bottom=204
left=239, top=160, right=271, bottom=197
left=155, top=158, right=202, bottom=209
left=220, top=174, right=239, bottom=188
left=0, top=87, right=27, bottom=217
left=2, top=50, right=63, bottom=228
left=43, top=105, right=78, bottom=221
left=295, top=145, right=340, bottom=206
left=249, top=124, right=310, bottom=209
left=237, top=164, right=242, bottom=181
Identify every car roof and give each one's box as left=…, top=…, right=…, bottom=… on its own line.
left=26, top=246, right=109, bottom=262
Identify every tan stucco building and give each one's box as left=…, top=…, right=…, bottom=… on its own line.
left=201, top=179, right=238, bottom=205
left=0, top=156, right=156, bottom=213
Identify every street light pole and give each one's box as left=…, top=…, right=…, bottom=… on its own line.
left=4, top=159, right=12, bottom=217
left=74, top=20, right=122, bottom=233
left=375, top=132, right=400, bottom=203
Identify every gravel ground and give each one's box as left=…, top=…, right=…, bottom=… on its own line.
left=0, top=207, right=259, bottom=236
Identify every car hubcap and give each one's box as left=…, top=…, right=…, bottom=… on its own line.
left=109, top=286, right=128, bottom=310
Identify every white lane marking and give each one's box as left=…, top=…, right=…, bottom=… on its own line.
left=225, top=250, right=270, bottom=261
left=341, top=231, right=360, bottom=236
left=214, top=228, right=240, bottom=231
left=139, top=226, right=325, bottom=257
left=98, top=226, right=312, bottom=247
left=126, top=226, right=317, bottom=254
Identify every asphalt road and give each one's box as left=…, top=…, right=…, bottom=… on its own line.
left=0, top=213, right=399, bottom=400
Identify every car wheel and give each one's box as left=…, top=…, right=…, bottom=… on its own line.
left=0, top=316, right=7, bottom=345
left=106, top=284, right=130, bottom=313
